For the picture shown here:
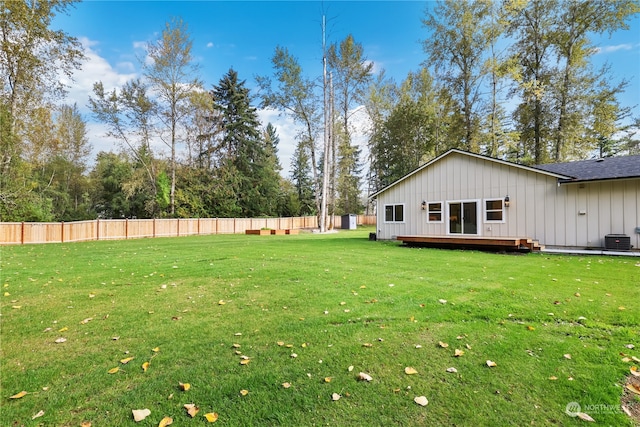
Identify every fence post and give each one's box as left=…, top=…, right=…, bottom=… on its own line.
left=177, top=218, right=180, bottom=237
left=197, top=218, right=200, bottom=235
left=21, top=221, right=25, bottom=244
left=125, top=219, right=129, bottom=239
left=96, top=219, right=99, bottom=241
left=153, top=218, right=156, bottom=238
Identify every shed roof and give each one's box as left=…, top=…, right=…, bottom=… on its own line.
left=533, top=155, right=640, bottom=182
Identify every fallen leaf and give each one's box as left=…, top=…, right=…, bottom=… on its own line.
left=277, top=341, right=285, bottom=346
left=179, top=382, right=190, bottom=391
left=527, top=325, right=535, bottom=331
left=625, top=344, right=636, bottom=349
left=282, top=382, right=291, bottom=388
left=218, top=300, right=225, bottom=305
left=564, top=354, right=572, bottom=360
left=357, top=372, right=373, bottom=382
left=622, top=357, right=632, bottom=363
left=132, top=409, right=151, bottom=422
left=348, top=365, right=354, bottom=372
left=627, top=383, right=640, bottom=395
left=576, top=412, right=595, bottom=422
left=362, top=343, right=373, bottom=348
left=324, top=377, right=332, bottom=383
left=574, top=293, right=581, bottom=297
left=112, top=336, right=120, bottom=340
left=142, top=361, right=150, bottom=372
left=332, top=393, right=341, bottom=401
left=438, top=299, right=447, bottom=304
left=81, top=421, right=92, bottom=427
left=404, top=367, right=418, bottom=375
left=32, top=410, right=44, bottom=420
left=232, top=343, right=241, bottom=348
left=549, top=376, right=558, bottom=380
left=12, top=305, right=21, bottom=309
left=633, top=356, right=640, bottom=363
left=290, top=353, right=298, bottom=358
left=184, top=403, right=199, bottom=418
left=80, top=318, right=93, bottom=324
left=58, top=327, right=68, bottom=332
left=108, top=367, right=119, bottom=374
left=438, top=341, right=449, bottom=348
left=240, top=389, right=249, bottom=396
left=158, top=416, right=173, bottom=427
left=204, top=412, right=218, bottom=423
left=152, top=347, right=160, bottom=352
left=454, top=349, right=464, bottom=357
left=120, top=357, right=134, bottom=364
left=10, top=391, right=28, bottom=399
left=631, top=366, right=640, bottom=377
left=414, top=396, right=429, bottom=406
left=55, top=337, right=67, bottom=343
left=486, top=360, right=497, bottom=367
left=240, top=359, right=250, bottom=365
left=446, top=367, right=458, bottom=373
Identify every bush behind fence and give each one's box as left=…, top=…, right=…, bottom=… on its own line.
left=0, top=215, right=376, bottom=245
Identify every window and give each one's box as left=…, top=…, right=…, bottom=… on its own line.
left=485, top=199, right=504, bottom=222
left=384, top=204, right=404, bottom=222
left=427, top=202, right=443, bottom=222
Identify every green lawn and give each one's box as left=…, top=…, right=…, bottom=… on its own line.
left=1, top=227, right=639, bottom=426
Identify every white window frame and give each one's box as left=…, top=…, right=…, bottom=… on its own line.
left=384, top=203, right=405, bottom=223
left=484, top=198, right=506, bottom=223
left=426, top=201, right=443, bottom=223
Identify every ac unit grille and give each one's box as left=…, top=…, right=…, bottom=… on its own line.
left=604, top=234, right=631, bottom=251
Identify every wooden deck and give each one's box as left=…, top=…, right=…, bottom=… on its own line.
left=397, top=235, right=544, bottom=252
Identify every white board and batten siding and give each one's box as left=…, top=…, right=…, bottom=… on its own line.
left=375, top=150, right=640, bottom=249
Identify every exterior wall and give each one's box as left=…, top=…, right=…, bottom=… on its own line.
left=375, top=152, right=640, bottom=249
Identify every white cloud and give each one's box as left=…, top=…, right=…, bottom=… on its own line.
left=206, top=42, right=214, bottom=48
left=594, top=43, right=635, bottom=54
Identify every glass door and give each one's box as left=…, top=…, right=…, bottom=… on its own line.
left=448, top=201, right=478, bottom=235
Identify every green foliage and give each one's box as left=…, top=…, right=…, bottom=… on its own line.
left=155, top=171, right=170, bottom=212
left=1, top=231, right=638, bottom=426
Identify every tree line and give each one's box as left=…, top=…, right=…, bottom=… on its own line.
left=1, top=0, right=638, bottom=222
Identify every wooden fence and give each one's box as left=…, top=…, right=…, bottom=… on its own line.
left=0, top=215, right=376, bottom=245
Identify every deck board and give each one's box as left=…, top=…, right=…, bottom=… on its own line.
left=397, top=235, right=543, bottom=252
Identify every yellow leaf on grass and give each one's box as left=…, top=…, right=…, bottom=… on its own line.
left=158, top=416, right=173, bottom=427
left=332, top=392, right=341, bottom=401
left=454, top=349, right=464, bottom=357
left=324, top=377, right=332, bottom=383
left=564, top=354, right=572, bottom=360
left=80, top=318, right=93, bottom=324
left=404, top=367, right=418, bottom=375
left=414, top=396, right=429, bottom=406
left=204, top=412, right=219, bottom=422
left=240, top=359, right=250, bottom=365
left=240, top=389, right=249, bottom=396
left=631, top=366, right=640, bottom=377
left=120, top=357, right=134, bottom=364
left=527, top=325, right=535, bottom=331
left=179, top=382, right=190, bottom=391
left=81, top=421, right=92, bottom=427
left=277, top=341, right=284, bottom=346
left=152, top=347, right=160, bottom=352
left=184, top=403, right=199, bottom=418
left=486, top=360, right=497, bottom=367
left=438, top=341, right=449, bottom=348
left=576, top=412, right=595, bottom=422
left=10, top=391, right=28, bottom=399
left=59, top=327, right=68, bottom=332
left=108, top=367, right=119, bottom=374
left=31, top=410, right=44, bottom=420
left=282, top=382, right=291, bottom=388
left=142, top=362, right=150, bottom=372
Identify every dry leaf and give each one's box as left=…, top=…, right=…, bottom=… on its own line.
left=218, top=300, right=225, bottom=305
left=576, top=412, right=595, bottom=422
left=32, top=410, right=44, bottom=420
left=108, top=367, right=119, bottom=374
left=404, top=367, right=418, bottom=375
left=622, top=357, right=632, bottom=363
left=549, top=376, right=558, bottom=380
left=10, top=391, right=28, bottom=399
left=240, top=359, right=250, bottom=365
left=625, top=344, right=635, bottom=349
left=232, top=343, right=241, bottom=348
left=438, top=299, right=447, bottom=304
left=204, top=412, right=219, bottom=423
left=332, top=393, right=341, bottom=401
left=240, top=389, right=249, bottom=396
left=627, top=383, right=640, bottom=395
left=527, top=325, right=535, bottom=331
left=81, top=421, right=92, bottom=427
left=633, top=356, right=640, bottom=363
left=179, top=382, right=190, bottom=391
left=454, top=349, right=464, bottom=357
left=414, top=396, right=429, bottom=406
left=362, top=343, right=373, bottom=348
left=348, top=365, right=354, bottom=372
left=282, top=382, right=291, bottom=388
left=59, top=327, right=68, bottom=332
left=486, top=360, right=497, bottom=367
left=324, top=377, right=332, bottom=383
left=631, top=366, right=640, bottom=377
left=132, top=409, right=151, bottom=422
left=142, top=361, right=150, bottom=372
left=438, top=341, right=449, bottom=348
left=277, top=341, right=284, bottom=346
left=152, top=347, right=160, bottom=352
left=357, top=372, right=373, bottom=382
left=80, top=317, right=93, bottom=324
left=55, top=337, right=67, bottom=343
left=184, top=403, right=199, bottom=418
left=158, top=416, right=173, bottom=427
left=446, top=367, right=458, bottom=373
left=564, top=354, right=572, bottom=360
left=120, top=357, right=134, bottom=364
left=290, top=353, right=298, bottom=358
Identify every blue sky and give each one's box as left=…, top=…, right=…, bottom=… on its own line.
left=53, top=1, right=640, bottom=172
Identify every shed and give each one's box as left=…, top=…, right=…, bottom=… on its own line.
left=370, top=149, right=640, bottom=251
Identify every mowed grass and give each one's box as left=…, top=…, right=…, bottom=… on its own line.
left=1, top=227, right=639, bottom=426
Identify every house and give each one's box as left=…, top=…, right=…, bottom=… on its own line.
left=371, top=149, right=640, bottom=252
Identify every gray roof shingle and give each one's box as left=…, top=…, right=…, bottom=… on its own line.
left=533, top=155, right=640, bottom=182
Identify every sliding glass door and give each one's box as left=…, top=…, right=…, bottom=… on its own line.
left=448, top=201, right=478, bottom=235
